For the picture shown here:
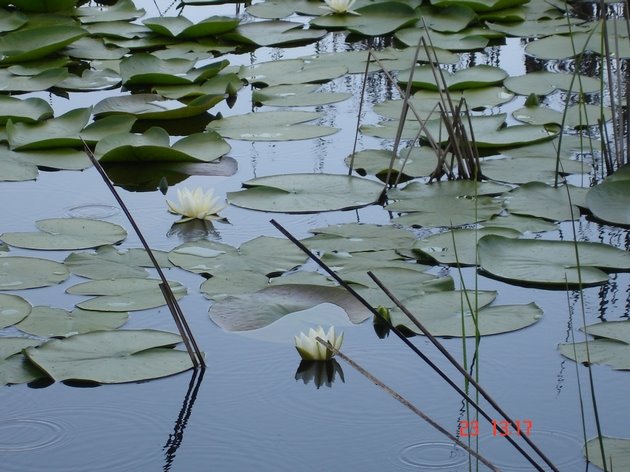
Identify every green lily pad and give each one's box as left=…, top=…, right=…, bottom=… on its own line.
left=224, top=20, right=327, bottom=46
left=413, top=227, right=521, bottom=266
left=479, top=235, right=630, bottom=287
left=252, top=84, right=352, bottom=107
left=395, top=26, right=490, bottom=51
left=0, top=68, right=68, bottom=92
left=346, top=147, right=439, bottom=182
left=526, top=31, right=630, bottom=59
left=559, top=321, right=630, bottom=370
left=504, top=181, right=588, bottom=221
left=6, top=107, right=91, bottom=151
left=76, top=0, right=145, bottom=23
left=16, top=307, right=128, bottom=338
left=0, top=293, right=31, bottom=328
left=62, top=37, right=129, bottom=61
left=64, top=246, right=171, bottom=280
left=208, top=284, right=371, bottom=331
left=0, top=337, right=41, bottom=360
left=95, top=127, right=230, bottom=163
left=56, top=68, right=122, bottom=92
left=67, top=278, right=186, bottom=312
left=0, top=96, right=53, bottom=125
left=0, top=150, right=39, bottom=181
left=0, top=10, right=27, bottom=32
left=481, top=155, right=588, bottom=184
left=93, top=93, right=226, bottom=120
left=430, top=0, right=528, bottom=12
left=486, top=18, right=593, bottom=38
left=415, top=5, right=478, bottom=32
left=513, top=104, right=612, bottom=129
left=584, top=437, right=630, bottom=470
left=208, top=110, right=338, bottom=141
left=0, top=338, right=44, bottom=386
left=311, top=2, right=418, bottom=37
left=120, top=53, right=226, bottom=86
left=227, top=173, right=384, bottom=213
left=0, top=256, right=69, bottom=290
left=236, top=58, right=347, bottom=87
left=153, top=73, right=243, bottom=100
left=586, top=173, right=630, bottom=226
left=24, top=329, right=193, bottom=384
left=246, top=0, right=328, bottom=18
left=5, top=0, right=79, bottom=12
left=399, top=64, right=507, bottom=91
left=303, top=223, right=416, bottom=253
left=1, top=146, right=91, bottom=171
left=392, top=291, right=542, bottom=337
left=504, top=71, right=601, bottom=95
left=0, top=25, right=86, bottom=63
left=0, top=218, right=127, bottom=251
left=321, top=249, right=430, bottom=274
left=143, top=15, right=239, bottom=38
left=80, top=115, right=137, bottom=146
left=200, top=270, right=270, bottom=300
left=169, top=236, right=306, bottom=276
left=480, top=213, right=558, bottom=233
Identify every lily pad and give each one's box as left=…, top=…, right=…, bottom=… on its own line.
left=0, top=256, right=69, bottom=290
left=310, top=2, right=418, bottom=37
left=0, top=293, right=31, bottom=328
left=303, top=223, right=416, bottom=253
left=526, top=31, right=630, bottom=59
left=6, top=108, right=91, bottom=151
left=481, top=155, right=588, bottom=184
left=0, top=150, right=39, bottom=181
left=0, top=337, right=41, bottom=360
left=0, top=25, right=86, bottom=63
left=16, top=307, right=128, bottom=338
left=584, top=437, right=630, bottom=470
left=208, top=284, right=371, bottom=331
left=478, top=235, right=630, bottom=287
left=1, top=146, right=91, bottom=172
left=56, top=68, right=122, bottom=92
left=93, top=93, right=226, bottom=120
left=200, top=270, right=270, bottom=300
left=0, top=96, right=53, bottom=125
left=0, top=218, right=127, bottom=251
left=252, top=84, right=352, bottom=107
left=558, top=321, right=630, bottom=370
left=24, top=330, right=193, bottom=384
left=586, top=178, right=630, bottom=226
left=0, top=68, right=68, bottom=92
left=64, top=246, right=171, bottom=280
left=504, top=181, right=588, bottom=221
left=398, top=64, right=508, bottom=91
left=67, top=278, right=186, bottom=312
left=95, top=127, right=230, bottom=163
left=224, top=20, right=327, bottom=46
left=236, top=58, right=347, bottom=87
left=504, top=71, right=601, bottom=96
left=76, top=0, right=146, bottom=23
left=143, top=15, right=239, bottom=38
left=430, top=0, right=529, bottom=12
left=346, top=147, right=439, bottom=181
left=0, top=338, right=44, bottom=386
left=227, top=173, right=384, bottom=213
left=169, top=236, right=306, bottom=276
left=394, top=27, right=490, bottom=51
left=413, top=227, right=521, bottom=266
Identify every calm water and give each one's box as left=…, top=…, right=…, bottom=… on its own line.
left=1, top=1, right=629, bottom=470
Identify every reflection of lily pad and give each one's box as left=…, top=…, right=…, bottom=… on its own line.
left=479, top=235, right=630, bottom=287
left=16, top=307, right=128, bottom=338
left=0, top=218, right=127, bottom=251
left=24, top=330, right=193, bottom=384
left=228, top=173, right=384, bottom=213
left=208, top=284, right=370, bottom=331
left=0, top=256, right=69, bottom=290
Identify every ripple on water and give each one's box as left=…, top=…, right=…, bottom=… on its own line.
left=67, top=204, right=119, bottom=219
left=396, top=441, right=471, bottom=470
left=0, top=418, right=64, bottom=452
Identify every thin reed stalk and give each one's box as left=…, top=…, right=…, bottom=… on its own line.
left=81, top=139, right=205, bottom=369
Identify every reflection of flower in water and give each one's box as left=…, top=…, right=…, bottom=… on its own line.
left=321, top=0, right=359, bottom=15
left=167, top=218, right=222, bottom=242
left=295, top=359, right=345, bottom=389
left=294, top=326, right=343, bottom=361
left=166, top=187, right=226, bottom=223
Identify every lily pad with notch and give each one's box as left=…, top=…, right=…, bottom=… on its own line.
left=0, top=293, right=32, bottom=328
left=93, top=93, right=227, bottom=120
left=0, top=256, right=69, bottom=290
left=223, top=20, right=327, bottom=47
left=16, top=306, right=128, bottom=338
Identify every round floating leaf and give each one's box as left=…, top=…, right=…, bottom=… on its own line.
left=415, top=5, right=478, bottom=33
left=208, top=284, right=371, bottom=331
left=526, top=31, right=630, bottom=59
left=64, top=246, right=159, bottom=279
left=311, top=2, right=418, bottom=37
left=0, top=256, right=69, bottom=290
left=480, top=213, right=558, bottom=233
left=479, top=235, right=630, bottom=287
left=0, top=337, right=41, bottom=360
left=0, top=96, right=53, bottom=125
left=169, top=236, right=306, bottom=276
left=414, top=227, right=521, bottom=266
left=0, top=68, right=68, bottom=92
left=395, top=26, right=490, bottom=51
left=0, top=150, right=38, bottom=181
left=0, top=10, right=27, bottom=32
left=587, top=180, right=630, bottom=226
left=303, top=223, right=416, bottom=253
left=67, top=278, right=186, bottom=312
left=56, top=68, right=122, bottom=92
left=95, top=127, right=230, bottom=163
left=3, top=147, right=91, bottom=171
left=23, top=329, right=193, bottom=384
left=1, top=218, right=127, bottom=251
left=120, top=53, right=196, bottom=86
left=7, top=107, right=92, bottom=151
left=200, top=270, right=270, bottom=300
left=504, top=181, right=588, bottom=221
left=584, top=437, right=630, bottom=470
left=346, top=147, right=438, bottom=182
left=208, top=110, right=338, bottom=141
left=0, top=293, right=31, bottom=328
left=93, top=93, right=226, bottom=120
left=486, top=18, right=592, bottom=38
left=143, top=15, right=239, bottom=38
left=252, top=84, right=351, bottom=107
left=481, top=155, right=587, bottom=184
left=228, top=173, right=384, bottom=213
left=246, top=0, right=326, bottom=18
left=77, top=0, right=146, bottom=23
left=398, top=64, right=508, bottom=91
left=5, top=0, right=79, bottom=12
left=430, top=0, right=528, bottom=12
left=63, top=37, right=129, bottom=61
left=236, top=58, right=347, bottom=86
left=504, top=71, right=601, bottom=95
left=224, top=20, right=327, bottom=46
left=16, top=307, right=128, bottom=338
left=0, top=25, right=86, bottom=63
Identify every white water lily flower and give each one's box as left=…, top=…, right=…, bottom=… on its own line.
left=321, top=0, right=360, bottom=15
left=166, top=187, right=226, bottom=223
left=294, top=326, right=344, bottom=361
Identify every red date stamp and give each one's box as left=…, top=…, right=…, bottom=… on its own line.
left=459, top=419, right=533, bottom=437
